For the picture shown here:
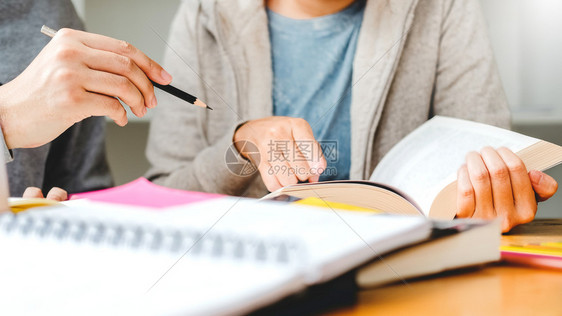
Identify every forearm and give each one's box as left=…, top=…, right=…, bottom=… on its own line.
left=146, top=120, right=258, bottom=196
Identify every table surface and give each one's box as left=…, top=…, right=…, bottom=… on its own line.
left=328, top=219, right=562, bottom=316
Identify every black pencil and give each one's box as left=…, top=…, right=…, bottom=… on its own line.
left=40, top=25, right=212, bottom=111
left=150, top=80, right=212, bottom=110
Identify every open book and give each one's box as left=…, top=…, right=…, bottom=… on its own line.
left=264, top=116, right=562, bottom=219
left=0, top=196, right=431, bottom=315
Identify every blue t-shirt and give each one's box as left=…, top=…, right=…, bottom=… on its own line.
left=268, top=0, right=366, bottom=181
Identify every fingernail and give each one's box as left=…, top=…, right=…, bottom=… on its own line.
left=529, top=170, right=542, bottom=185
left=151, top=96, right=158, bottom=108
left=161, top=69, right=172, bottom=83
left=142, top=107, right=147, bottom=116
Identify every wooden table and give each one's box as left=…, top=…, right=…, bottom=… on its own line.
left=329, top=219, right=562, bottom=315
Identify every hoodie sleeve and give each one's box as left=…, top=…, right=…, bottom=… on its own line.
left=432, top=0, right=511, bottom=128
left=144, top=0, right=260, bottom=196
left=0, top=128, right=13, bottom=163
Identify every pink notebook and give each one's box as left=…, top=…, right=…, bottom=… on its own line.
left=70, top=178, right=223, bottom=208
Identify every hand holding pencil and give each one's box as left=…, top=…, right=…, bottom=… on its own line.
left=0, top=26, right=208, bottom=149
left=40, top=26, right=210, bottom=110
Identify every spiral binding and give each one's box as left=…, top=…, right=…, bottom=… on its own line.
left=0, top=212, right=299, bottom=264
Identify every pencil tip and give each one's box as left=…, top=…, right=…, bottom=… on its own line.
left=194, top=99, right=210, bottom=110
left=207, top=105, right=213, bottom=111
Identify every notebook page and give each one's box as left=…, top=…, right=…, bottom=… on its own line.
left=0, top=198, right=430, bottom=314
left=0, top=210, right=304, bottom=316
left=162, top=197, right=431, bottom=283
left=56, top=197, right=429, bottom=283
left=27, top=198, right=430, bottom=283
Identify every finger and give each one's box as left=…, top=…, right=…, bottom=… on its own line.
left=71, top=29, right=172, bottom=84
left=82, top=92, right=128, bottom=126
left=45, top=187, right=68, bottom=201
left=529, top=170, right=558, bottom=202
left=480, top=147, right=515, bottom=224
left=22, top=187, right=44, bottom=199
left=84, top=49, right=157, bottom=108
left=83, top=70, right=146, bottom=117
left=257, top=161, right=284, bottom=192
left=246, top=148, right=284, bottom=192
left=496, top=147, right=537, bottom=224
left=287, top=141, right=314, bottom=182
left=466, top=151, right=495, bottom=219
left=269, top=153, right=299, bottom=188
left=290, top=119, right=327, bottom=174
left=456, top=164, right=475, bottom=218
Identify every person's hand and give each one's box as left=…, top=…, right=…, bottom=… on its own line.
left=234, top=116, right=327, bottom=192
left=456, top=146, right=558, bottom=232
left=0, top=28, right=172, bottom=149
left=22, top=187, right=68, bottom=202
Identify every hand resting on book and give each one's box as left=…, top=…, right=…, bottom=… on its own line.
left=456, top=146, right=558, bottom=232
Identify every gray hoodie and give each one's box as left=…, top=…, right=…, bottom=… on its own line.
left=146, top=0, right=510, bottom=197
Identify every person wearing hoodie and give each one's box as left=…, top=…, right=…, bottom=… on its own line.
left=146, top=0, right=557, bottom=232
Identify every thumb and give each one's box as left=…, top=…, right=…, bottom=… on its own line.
left=529, top=170, right=558, bottom=202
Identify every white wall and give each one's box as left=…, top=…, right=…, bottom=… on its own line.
left=481, top=0, right=562, bottom=121
left=80, top=0, right=181, bottom=121
left=82, top=0, right=180, bottom=65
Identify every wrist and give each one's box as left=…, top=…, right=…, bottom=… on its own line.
left=233, top=122, right=251, bottom=158
left=0, top=82, right=21, bottom=149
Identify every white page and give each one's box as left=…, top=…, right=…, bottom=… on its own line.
left=370, top=116, right=539, bottom=216
left=0, top=235, right=303, bottom=316
left=0, top=209, right=303, bottom=316
left=0, top=198, right=430, bottom=315
left=162, top=197, right=431, bottom=283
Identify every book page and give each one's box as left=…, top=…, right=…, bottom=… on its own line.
left=370, top=116, right=539, bottom=216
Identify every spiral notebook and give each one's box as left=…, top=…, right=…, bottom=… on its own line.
left=0, top=197, right=430, bottom=315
